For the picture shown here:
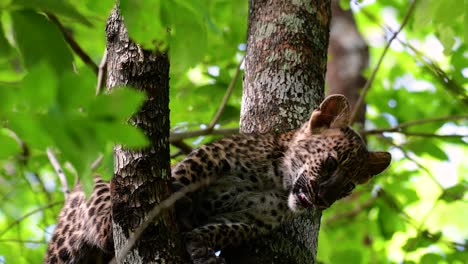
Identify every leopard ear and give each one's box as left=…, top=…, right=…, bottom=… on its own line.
left=356, top=151, right=391, bottom=184
left=309, top=94, right=350, bottom=134
left=368, top=151, right=391, bottom=176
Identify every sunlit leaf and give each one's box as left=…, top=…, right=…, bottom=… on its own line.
left=440, top=183, right=467, bottom=203
left=402, top=231, right=442, bottom=252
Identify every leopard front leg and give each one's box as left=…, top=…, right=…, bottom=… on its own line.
left=185, top=222, right=256, bottom=264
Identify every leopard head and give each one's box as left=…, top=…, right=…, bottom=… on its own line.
left=284, top=95, right=391, bottom=212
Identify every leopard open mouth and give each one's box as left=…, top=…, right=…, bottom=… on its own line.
left=297, top=192, right=313, bottom=208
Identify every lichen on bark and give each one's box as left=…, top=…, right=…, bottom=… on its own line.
left=231, top=0, right=332, bottom=263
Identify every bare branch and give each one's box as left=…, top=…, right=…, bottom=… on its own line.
left=46, top=13, right=99, bottom=74
left=170, top=150, right=185, bottom=159
left=362, top=115, right=468, bottom=135
left=96, top=48, right=108, bottom=95
left=371, top=131, right=468, bottom=139
left=0, top=239, right=46, bottom=244
left=350, top=0, right=418, bottom=124
left=0, top=201, right=63, bottom=238
left=46, top=148, right=69, bottom=196
left=91, top=154, right=104, bottom=171
left=169, top=127, right=239, bottom=143
left=171, top=140, right=193, bottom=155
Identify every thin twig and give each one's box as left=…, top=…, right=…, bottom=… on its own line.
left=171, top=140, right=193, bottom=155
left=362, top=115, right=468, bottom=135
left=170, top=150, right=184, bottom=159
left=350, top=0, right=418, bottom=124
left=0, top=239, right=46, bottom=244
left=46, top=148, right=69, bottom=196
left=91, top=154, right=104, bottom=171
left=403, top=42, right=468, bottom=106
left=112, top=181, right=206, bottom=263
left=207, top=57, right=244, bottom=131
left=169, top=57, right=244, bottom=143
left=46, top=13, right=99, bottom=74
left=359, top=8, right=468, bottom=106
left=169, top=127, right=239, bottom=143
left=363, top=129, right=468, bottom=138
left=0, top=201, right=63, bottom=238
left=96, top=48, right=108, bottom=95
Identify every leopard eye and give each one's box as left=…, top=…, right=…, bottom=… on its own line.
left=324, top=156, right=338, bottom=172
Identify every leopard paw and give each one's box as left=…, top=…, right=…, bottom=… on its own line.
left=185, top=234, right=225, bottom=264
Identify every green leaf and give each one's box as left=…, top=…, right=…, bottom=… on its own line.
left=339, top=0, right=351, bottom=10
left=95, top=122, right=149, bottom=148
left=414, top=0, right=433, bottom=28
left=165, top=0, right=207, bottom=73
left=421, top=253, right=444, bottom=264
left=437, top=25, right=456, bottom=55
left=0, top=129, right=21, bottom=159
left=120, top=0, right=166, bottom=49
left=42, top=114, right=98, bottom=176
left=440, top=183, right=467, bottom=203
left=330, top=249, right=362, bottom=264
left=377, top=202, right=405, bottom=239
left=7, top=112, right=53, bottom=149
left=20, top=62, right=57, bottom=112
left=11, top=10, right=73, bottom=73
left=89, top=87, right=146, bottom=122
left=0, top=17, right=13, bottom=59
left=57, top=67, right=96, bottom=112
left=12, top=0, right=92, bottom=26
left=402, top=231, right=442, bottom=252
left=406, top=140, right=449, bottom=161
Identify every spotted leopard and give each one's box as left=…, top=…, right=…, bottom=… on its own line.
left=45, top=95, right=391, bottom=264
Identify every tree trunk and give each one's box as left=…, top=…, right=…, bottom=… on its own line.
left=224, top=0, right=331, bottom=263
left=105, top=7, right=186, bottom=263
left=326, top=0, right=368, bottom=125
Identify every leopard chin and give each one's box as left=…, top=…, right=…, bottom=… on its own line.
left=288, top=191, right=331, bottom=212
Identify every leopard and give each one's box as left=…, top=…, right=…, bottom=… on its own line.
left=44, top=95, right=391, bottom=264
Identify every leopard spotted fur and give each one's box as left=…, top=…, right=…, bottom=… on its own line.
left=44, top=95, right=391, bottom=264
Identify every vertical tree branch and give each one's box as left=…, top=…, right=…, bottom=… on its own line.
left=105, top=7, right=186, bottom=263
left=227, top=0, right=332, bottom=263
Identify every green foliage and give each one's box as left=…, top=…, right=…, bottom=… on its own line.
left=0, top=0, right=466, bottom=263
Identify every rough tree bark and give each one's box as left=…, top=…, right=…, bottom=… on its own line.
left=326, top=0, right=368, bottom=125
left=106, top=8, right=186, bottom=263
left=223, top=0, right=331, bottom=263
